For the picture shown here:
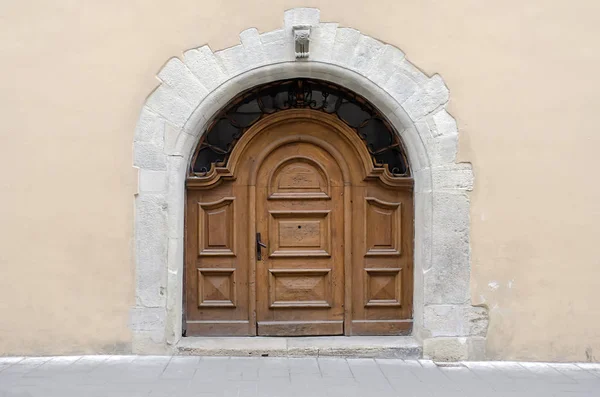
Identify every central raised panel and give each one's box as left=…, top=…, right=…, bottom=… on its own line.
left=268, top=157, right=330, bottom=199
left=364, top=268, right=402, bottom=307
left=197, top=268, right=236, bottom=308
left=198, top=197, right=236, bottom=256
left=269, top=269, right=331, bottom=308
left=269, top=210, right=331, bottom=257
left=365, top=197, right=402, bottom=256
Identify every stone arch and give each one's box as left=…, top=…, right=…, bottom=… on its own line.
left=132, top=8, right=488, bottom=360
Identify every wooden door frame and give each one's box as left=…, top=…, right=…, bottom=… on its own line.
left=186, top=109, right=413, bottom=335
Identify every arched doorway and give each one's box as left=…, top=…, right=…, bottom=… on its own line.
left=184, top=80, right=414, bottom=336
left=132, top=8, right=486, bottom=360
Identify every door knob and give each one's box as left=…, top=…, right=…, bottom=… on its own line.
left=256, top=232, right=267, bottom=261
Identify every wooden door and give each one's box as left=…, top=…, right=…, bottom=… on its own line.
left=184, top=110, right=413, bottom=337
left=255, top=140, right=345, bottom=336
left=185, top=182, right=252, bottom=336
left=350, top=182, right=414, bottom=335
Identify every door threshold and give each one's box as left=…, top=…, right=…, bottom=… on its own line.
left=177, top=336, right=422, bottom=359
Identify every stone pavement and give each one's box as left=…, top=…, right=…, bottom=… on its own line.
left=1, top=356, right=599, bottom=397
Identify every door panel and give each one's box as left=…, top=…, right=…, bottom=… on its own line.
left=256, top=142, right=345, bottom=336
left=351, top=183, right=414, bottom=335
left=185, top=183, right=252, bottom=336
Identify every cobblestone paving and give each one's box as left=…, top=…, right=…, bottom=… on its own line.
left=1, top=356, right=599, bottom=396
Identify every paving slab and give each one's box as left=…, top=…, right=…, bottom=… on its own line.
left=1, top=356, right=599, bottom=397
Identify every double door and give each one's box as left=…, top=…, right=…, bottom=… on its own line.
left=184, top=115, right=413, bottom=336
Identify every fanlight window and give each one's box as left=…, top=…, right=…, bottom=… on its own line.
left=189, top=79, right=410, bottom=177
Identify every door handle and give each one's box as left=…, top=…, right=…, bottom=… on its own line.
left=256, top=232, right=267, bottom=261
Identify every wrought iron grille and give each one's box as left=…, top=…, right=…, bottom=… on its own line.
left=189, top=79, right=410, bottom=177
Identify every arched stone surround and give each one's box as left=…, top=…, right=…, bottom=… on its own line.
left=132, top=8, right=488, bottom=360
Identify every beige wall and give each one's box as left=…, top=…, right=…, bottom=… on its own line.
left=1, top=0, right=599, bottom=360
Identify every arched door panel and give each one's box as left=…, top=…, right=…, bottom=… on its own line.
left=255, top=141, right=345, bottom=336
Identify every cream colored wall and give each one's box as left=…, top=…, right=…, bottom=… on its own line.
left=1, top=0, right=599, bottom=360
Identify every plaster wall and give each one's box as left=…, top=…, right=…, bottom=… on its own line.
left=1, top=1, right=599, bottom=361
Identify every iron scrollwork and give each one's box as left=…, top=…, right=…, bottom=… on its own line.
left=189, top=79, right=410, bottom=177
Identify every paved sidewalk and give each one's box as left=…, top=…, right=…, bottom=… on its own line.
left=1, top=356, right=599, bottom=397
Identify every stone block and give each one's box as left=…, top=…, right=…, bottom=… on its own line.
left=384, top=70, right=419, bottom=105
left=348, top=35, right=385, bottom=75
left=182, top=100, right=214, bottom=137
left=428, top=109, right=458, bottom=138
left=414, top=190, right=433, bottom=274
left=424, top=305, right=489, bottom=337
left=239, top=28, right=267, bottom=68
left=130, top=307, right=166, bottom=332
left=167, top=237, right=183, bottom=273
left=166, top=156, right=186, bottom=239
left=397, top=59, right=429, bottom=86
left=165, top=249, right=183, bottom=345
left=138, top=169, right=167, bottom=193
left=414, top=167, right=433, bottom=194
left=260, top=29, right=285, bottom=45
left=134, top=107, right=165, bottom=146
left=239, top=28, right=260, bottom=47
left=158, top=58, right=208, bottom=107
left=366, top=45, right=406, bottom=87
left=331, top=28, right=361, bottom=66
left=418, top=129, right=458, bottom=166
left=215, top=44, right=250, bottom=77
left=132, top=331, right=173, bottom=355
left=432, top=164, right=474, bottom=191
left=183, top=45, right=228, bottom=92
left=423, top=337, right=468, bottom=361
left=260, top=28, right=292, bottom=63
left=134, top=142, right=167, bottom=171
left=146, top=85, right=194, bottom=128
left=424, top=192, right=470, bottom=304
left=467, top=336, right=487, bottom=360
left=135, top=194, right=168, bottom=308
left=402, top=74, right=449, bottom=121
left=310, top=23, right=338, bottom=62
left=164, top=123, right=197, bottom=157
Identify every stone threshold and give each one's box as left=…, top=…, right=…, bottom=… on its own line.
left=177, top=336, right=422, bottom=359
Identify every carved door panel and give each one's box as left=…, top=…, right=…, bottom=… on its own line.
left=255, top=141, right=345, bottom=336
left=185, top=183, right=252, bottom=335
left=350, top=182, right=413, bottom=335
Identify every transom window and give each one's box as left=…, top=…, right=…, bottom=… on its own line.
left=189, top=79, right=410, bottom=177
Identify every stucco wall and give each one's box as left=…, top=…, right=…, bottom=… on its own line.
left=1, top=1, right=599, bottom=361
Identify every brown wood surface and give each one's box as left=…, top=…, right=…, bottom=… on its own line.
left=255, top=140, right=345, bottom=336
left=184, top=109, right=414, bottom=336
left=350, top=183, right=414, bottom=335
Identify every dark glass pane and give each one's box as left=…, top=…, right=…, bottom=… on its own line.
left=337, top=101, right=370, bottom=128
left=230, top=100, right=261, bottom=128
left=193, top=147, right=225, bottom=173
left=258, top=94, right=277, bottom=113
left=374, top=149, right=407, bottom=175
left=206, top=119, right=240, bottom=151
left=359, top=118, right=393, bottom=151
